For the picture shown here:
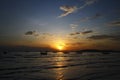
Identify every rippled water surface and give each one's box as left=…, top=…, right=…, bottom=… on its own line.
left=0, top=52, right=120, bottom=80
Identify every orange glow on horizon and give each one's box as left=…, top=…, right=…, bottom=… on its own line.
left=57, top=44, right=64, bottom=51
left=53, top=40, right=66, bottom=51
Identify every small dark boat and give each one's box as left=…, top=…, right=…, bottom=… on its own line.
left=102, top=52, right=110, bottom=54
left=3, top=51, right=7, bottom=54
left=40, top=51, right=47, bottom=55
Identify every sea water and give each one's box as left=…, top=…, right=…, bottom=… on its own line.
left=0, top=52, right=120, bottom=80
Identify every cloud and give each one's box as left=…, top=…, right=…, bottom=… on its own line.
left=42, top=33, right=53, bottom=37
left=66, top=42, right=84, bottom=46
left=69, top=33, right=75, bottom=36
left=58, top=5, right=78, bottom=17
left=88, top=34, right=120, bottom=40
left=58, top=0, right=98, bottom=17
left=25, top=31, right=35, bottom=35
left=69, top=32, right=80, bottom=36
left=25, top=30, right=39, bottom=36
left=79, top=0, right=98, bottom=10
left=79, top=13, right=102, bottom=22
left=69, top=30, right=93, bottom=36
left=40, top=33, right=54, bottom=39
left=107, top=20, right=120, bottom=27
left=80, top=30, right=93, bottom=35
left=85, top=0, right=98, bottom=5
left=70, top=24, right=78, bottom=29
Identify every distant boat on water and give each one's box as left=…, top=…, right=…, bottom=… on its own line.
left=102, top=52, right=110, bottom=54
left=3, top=51, right=7, bottom=54
left=40, top=51, right=47, bottom=55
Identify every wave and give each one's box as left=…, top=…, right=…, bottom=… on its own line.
left=0, top=52, right=120, bottom=80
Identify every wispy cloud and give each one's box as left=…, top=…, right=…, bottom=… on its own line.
left=69, top=30, right=93, bottom=36
left=79, top=13, right=102, bottom=22
left=24, top=31, right=61, bottom=40
left=42, top=33, right=53, bottom=38
left=88, top=34, right=120, bottom=40
left=80, top=30, right=93, bottom=35
left=107, top=20, right=120, bottom=27
left=58, top=5, right=77, bottom=18
left=66, top=42, right=84, bottom=46
left=69, top=32, right=80, bottom=36
left=85, top=0, right=98, bottom=5
left=40, top=33, right=54, bottom=39
left=79, top=0, right=98, bottom=9
left=58, top=0, right=98, bottom=17
left=70, top=24, right=78, bottom=29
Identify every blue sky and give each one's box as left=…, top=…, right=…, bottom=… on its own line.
left=0, top=0, right=120, bottom=50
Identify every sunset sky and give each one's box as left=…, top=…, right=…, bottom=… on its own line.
left=0, top=0, right=120, bottom=51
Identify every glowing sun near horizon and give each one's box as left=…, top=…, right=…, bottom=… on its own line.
left=57, top=44, right=64, bottom=51
left=55, top=41, right=65, bottom=51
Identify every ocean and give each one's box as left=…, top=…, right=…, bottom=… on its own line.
left=0, top=52, right=120, bottom=80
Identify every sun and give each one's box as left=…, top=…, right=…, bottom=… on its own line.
left=55, top=41, right=65, bottom=51
left=51, top=39, right=66, bottom=51
left=57, top=45, right=64, bottom=51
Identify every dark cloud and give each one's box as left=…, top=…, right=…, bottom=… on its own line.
left=69, top=32, right=80, bottom=36
left=80, top=30, right=93, bottom=35
left=25, top=31, right=39, bottom=36
left=88, top=34, right=120, bottom=40
left=69, top=30, right=93, bottom=36
left=75, top=32, right=80, bottom=35
left=25, top=31, right=35, bottom=35
left=107, top=20, right=120, bottom=27
left=66, top=42, right=84, bottom=46
left=69, top=33, right=76, bottom=36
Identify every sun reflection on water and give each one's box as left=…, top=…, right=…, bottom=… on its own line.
left=54, top=52, right=66, bottom=80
